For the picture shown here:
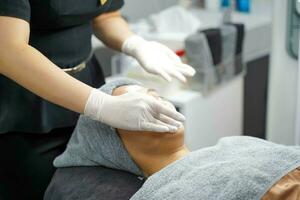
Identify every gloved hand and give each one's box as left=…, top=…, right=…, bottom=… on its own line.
left=122, top=35, right=196, bottom=83
left=84, top=89, right=185, bottom=132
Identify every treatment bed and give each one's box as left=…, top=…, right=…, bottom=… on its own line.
left=44, top=166, right=144, bottom=200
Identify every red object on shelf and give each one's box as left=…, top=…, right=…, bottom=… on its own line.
left=175, top=49, right=186, bottom=57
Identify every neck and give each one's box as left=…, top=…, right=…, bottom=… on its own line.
left=137, top=145, right=189, bottom=177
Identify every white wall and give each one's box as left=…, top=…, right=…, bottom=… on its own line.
left=267, top=0, right=298, bottom=145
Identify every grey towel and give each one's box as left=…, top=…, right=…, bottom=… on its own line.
left=185, top=32, right=217, bottom=91
left=201, top=28, right=222, bottom=66
left=53, top=78, right=144, bottom=176
left=229, top=23, right=245, bottom=74
left=130, top=136, right=300, bottom=200
left=220, top=25, right=237, bottom=81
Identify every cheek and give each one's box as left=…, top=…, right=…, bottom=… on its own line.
left=177, top=126, right=184, bottom=134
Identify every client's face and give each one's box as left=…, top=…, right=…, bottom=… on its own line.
left=113, top=84, right=185, bottom=138
left=113, top=85, right=187, bottom=176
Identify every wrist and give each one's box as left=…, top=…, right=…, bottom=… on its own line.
left=121, top=35, right=147, bottom=56
left=84, top=88, right=109, bottom=122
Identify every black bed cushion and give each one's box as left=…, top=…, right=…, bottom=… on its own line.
left=44, top=167, right=144, bottom=200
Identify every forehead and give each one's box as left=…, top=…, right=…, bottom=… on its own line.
left=122, top=85, right=145, bottom=92
left=113, top=84, right=176, bottom=111
left=113, top=85, right=155, bottom=95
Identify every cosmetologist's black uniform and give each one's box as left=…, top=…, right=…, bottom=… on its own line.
left=0, top=0, right=124, bottom=199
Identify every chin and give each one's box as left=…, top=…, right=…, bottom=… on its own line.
left=168, top=126, right=184, bottom=135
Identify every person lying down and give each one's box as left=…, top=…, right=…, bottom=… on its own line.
left=54, top=78, right=300, bottom=200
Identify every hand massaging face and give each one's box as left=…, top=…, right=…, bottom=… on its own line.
left=112, top=85, right=190, bottom=177
left=54, top=79, right=189, bottom=177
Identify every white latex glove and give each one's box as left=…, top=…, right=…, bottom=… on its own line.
left=84, top=89, right=185, bottom=132
left=122, top=35, right=196, bottom=82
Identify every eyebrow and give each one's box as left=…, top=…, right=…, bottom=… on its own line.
left=147, top=88, right=157, bottom=93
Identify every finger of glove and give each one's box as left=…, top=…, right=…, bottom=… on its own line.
left=154, top=118, right=178, bottom=132
left=174, top=63, right=196, bottom=77
left=140, top=122, right=170, bottom=132
left=152, top=101, right=185, bottom=122
left=137, top=99, right=177, bottom=132
left=158, top=114, right=182, bottom=129
left=148, top=111, right=179, bottom=132
left=155, top=43, right=182, bottom=63
left=155, top=67, right=172, bottom=82
left=166, top=67, right=187, bottom=83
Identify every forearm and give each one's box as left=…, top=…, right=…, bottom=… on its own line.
left=92, top=11, right=134, bottom=51
left=0, top=43, right=92, bottom=114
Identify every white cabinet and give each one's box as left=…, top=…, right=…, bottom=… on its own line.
left=167, top=77, right=244, bottom=150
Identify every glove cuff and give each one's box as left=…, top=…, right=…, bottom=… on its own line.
left=121, top=35, right=146, bottom=56
left=84, top=88, right=107, bottom=122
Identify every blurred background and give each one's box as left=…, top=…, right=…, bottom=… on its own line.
left=92, top=0, right=299, bottom=150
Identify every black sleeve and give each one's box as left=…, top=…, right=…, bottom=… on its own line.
left=105, top=0, right=124, bottom=12
left=0, top=0, right=31, bottom=22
